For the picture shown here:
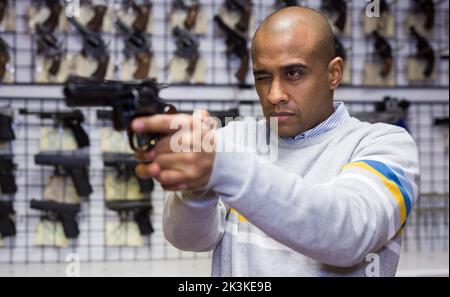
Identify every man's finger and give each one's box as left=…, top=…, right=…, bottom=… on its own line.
left=135, top=162, right=161, bottom=179
left=134, top=131, right=185, bottom=161
left=161, top=185, right=189, bottom=192
left=154, top=169, right=188, bottom=187
left=134, top=135, right=171, bottom=161
left=153, top=135, right=175, bottom=154
left=153, top=152, right=198, bottom=172
left=131, top=113, right=192, bottom=135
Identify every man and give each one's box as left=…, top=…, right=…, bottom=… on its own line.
left=132, top=7, right=419, bottom=276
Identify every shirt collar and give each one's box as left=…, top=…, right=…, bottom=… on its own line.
left=291, top=102, right=350, bottom=140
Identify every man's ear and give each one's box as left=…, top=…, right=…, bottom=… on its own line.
left=327, top=57, right=344, bottom=90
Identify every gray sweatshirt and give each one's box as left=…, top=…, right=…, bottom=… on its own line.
left=163, top=104, right=420, bottom=277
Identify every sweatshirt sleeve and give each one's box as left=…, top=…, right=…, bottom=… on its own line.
left=205, top=123, right=420, bottom=267
left=163, top=190, right=228, bottom=252
left=162, top=124, right=236, bottom=252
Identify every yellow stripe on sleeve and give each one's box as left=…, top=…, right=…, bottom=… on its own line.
left=230, top=208, right=248, bottom=223
left=343, top=162, right=407, bottom=224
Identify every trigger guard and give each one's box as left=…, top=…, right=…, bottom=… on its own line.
left=127, top=129, right=156, bottom=152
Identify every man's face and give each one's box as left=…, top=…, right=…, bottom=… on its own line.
left=252, top=29, right=333, bottom=138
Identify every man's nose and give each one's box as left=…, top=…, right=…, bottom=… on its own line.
left=266, top=78, right=289, bottom=105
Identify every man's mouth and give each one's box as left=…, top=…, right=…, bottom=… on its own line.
left=270, top=112, right=296, bottom=123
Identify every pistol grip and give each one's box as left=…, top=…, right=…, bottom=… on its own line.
left=186, top=52, right=199, bottom=77
left=134, top=209, right=153, bottom=235
left=69, top=168, right=93, bottom=197
left=0, top=2, right=6, bottom=25
left=184, top=4, right=199, bottom=30
left=380, top=57, right=393, bottom=78
left=87, top=5, right=107, bottom=32
left=61, top=216, right=80, bottom=239
left=424, top=57, right=434, bottom=78
left=42, top=3, right=62, bottom=33
left=137, top=177, right=154, bottom=193
left=134, top=52, right=152, bottom=80
left=236, top=8, right=250, bottom=33
left=335, top=11, right=346, bottom=32
left=70, top=123, right=90, bottom=148
left=0, top=53, right=9, bottom=82
left=48, top=55, right=62, bottom=76
left=133, top=4, right=151, bottom=32
left=0, top=173, right=17, bottom=194
left=92, top=55, right=110, bottom=80
left=235, top=52, right=249, bottom=83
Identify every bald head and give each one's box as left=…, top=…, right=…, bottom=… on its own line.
left=252, top=6, right=336, bottom=67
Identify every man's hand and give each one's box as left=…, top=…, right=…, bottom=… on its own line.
left=132, top=110, right=217, bottom=192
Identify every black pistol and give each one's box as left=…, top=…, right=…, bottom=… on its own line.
left=30, top=199, right=81, bottom=239
left=116, top=19, right=153, bottom=80
left=0, top=200, right=16, bottom=238
left=410, top=26, right=435, bottom=78
left=19, top=108, right=90, bottom=149
left=0, top=112, right=15, bottom=142
left=64, top=76, right=177, bottom=152
left=34, top=152, right=93, bottom=197
left=106, top=199, right=153, bottom=235
left=67, top=16, right=110, bottom=80
left=103, top=152, right=154, bottom=193
left=372, top=30, right=393, bottom=77
left=173, top=26, right=200, bottom=79
left=214, top=15, right=250, bottom=85
left=0, top=155, right=17, bottom=195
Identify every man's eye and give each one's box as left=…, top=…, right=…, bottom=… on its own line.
left=286, top=70, right=302, bottom=79
left=255, top=76, right=270, bottom=81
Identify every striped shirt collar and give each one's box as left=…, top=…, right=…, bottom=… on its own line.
left=291, top=101, right=350, bottom=140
